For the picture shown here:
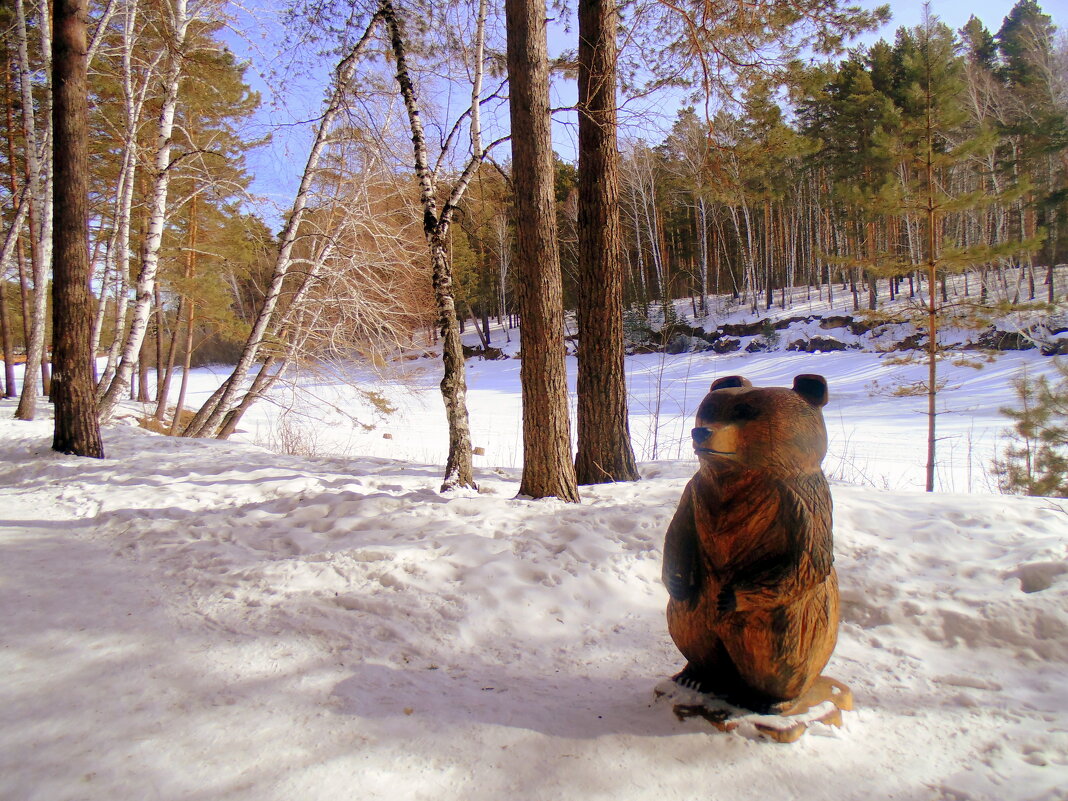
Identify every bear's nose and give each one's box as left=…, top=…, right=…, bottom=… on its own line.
left=692, top=427, right=713, bottom=444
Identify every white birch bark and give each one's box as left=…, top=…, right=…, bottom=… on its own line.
left=89, top=237, right=112, bottom=358
left=0, top=187, right=30, bottom=277
left=14, top=0, right=50, bottom=420
left=98, top=0, right=191, bottom=422
left=96, top=1, right=155, bottom=397
left=621, top=160, right=648, bottom=305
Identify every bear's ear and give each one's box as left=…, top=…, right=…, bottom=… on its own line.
left=710, top=375, right=751, bottom=392
left=793, top=374, right=828, bottom=407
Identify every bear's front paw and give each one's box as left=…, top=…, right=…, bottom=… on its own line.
left=716, top=586, right=736, bottom=614
left=665, top=571, right=693, bottom=602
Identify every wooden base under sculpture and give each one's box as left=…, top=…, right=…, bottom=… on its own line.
left=656, top=675, right=854, bottom=744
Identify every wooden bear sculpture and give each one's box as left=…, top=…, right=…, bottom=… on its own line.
left=663, top=374, right=839, bottom=711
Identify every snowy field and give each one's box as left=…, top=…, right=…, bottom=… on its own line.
left=2, top=338, right=1068, bottom=800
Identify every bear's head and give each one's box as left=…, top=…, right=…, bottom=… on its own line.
left=691, top=374, right=829, bottom=475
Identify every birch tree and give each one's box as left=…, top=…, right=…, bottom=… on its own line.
left=380, top=0, right=508, bottom=492
left=13, top=0, right=52, bottom=420
left=181, top=11, right=384, bottom=438
left=97, top=0, right=193, bottom=422
left=93, top=0, right=160, bottom=394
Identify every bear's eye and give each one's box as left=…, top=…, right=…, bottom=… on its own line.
left=732, top=403, right=760, bottom=422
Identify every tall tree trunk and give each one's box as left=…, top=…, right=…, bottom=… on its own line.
left=695, top=195, right=709, bottom=314
left=169, top=295, right=195, bottom=434
left=4, top=58, right=33, bottom=358
left=51, top=0, right=103, bottom=457
left=1, top=56, right=26, bottom=398
left=506, top=0, right=579, bottom=502
left=383, top=0, right=476, bottom=490
left=574, top=0, right=637, bottom=485
left=154, top=294, right=184, bottom=418
left=95, top=4, right=151, bottom=396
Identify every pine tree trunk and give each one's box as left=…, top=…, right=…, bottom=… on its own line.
left=154, top=294, right=184, bottom=418
left=924, top=63, right=938, bottom=494
left=2, top=65, right=32, bottom=384
left=506, top=0, right=579, bottom=502
left=574, top=0, right=637, bottom=485
left=155, top=194, right=196, bottom=421
left=51, top=0, right=103, bottom=457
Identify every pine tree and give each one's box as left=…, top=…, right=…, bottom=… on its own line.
left=799, top=54, right=899, bottom=312
left=51, top=0, right=103, bottom=457
left=995, top=0, right=1068, bottom=302
left=574, top=0, right=639, bottom=485
left=506, top=0, right=580, bottom=502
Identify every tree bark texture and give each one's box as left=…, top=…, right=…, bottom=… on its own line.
left=575, top=0, right=639, bottom=485
left=51, top=0, right=104, bottom=457
left=506, top=0, right=579, bottom=502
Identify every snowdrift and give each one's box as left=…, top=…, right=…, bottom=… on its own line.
left=2, top=401, right=1066, bottom=801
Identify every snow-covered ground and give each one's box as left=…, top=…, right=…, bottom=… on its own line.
left=2, top=336, right=1068, bottom=800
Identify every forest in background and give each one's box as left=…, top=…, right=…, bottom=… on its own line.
left=0, top=0, right=1065, bottom=442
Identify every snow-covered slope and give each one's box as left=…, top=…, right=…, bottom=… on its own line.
left=2, top=394, right=1066, bottom=801
left=201, top=346, right=1063, bottom=493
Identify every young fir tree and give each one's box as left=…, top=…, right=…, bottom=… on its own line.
left=804, top=13, right=1032, bottom=491
left=895, top=15, right=999, bottom=491
left=892, top=12, right=1048, bottom=491
left=996, top=360, right=1068, bottom=497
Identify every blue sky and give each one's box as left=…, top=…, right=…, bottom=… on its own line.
left=225, top=0, right=1053, bottom=225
